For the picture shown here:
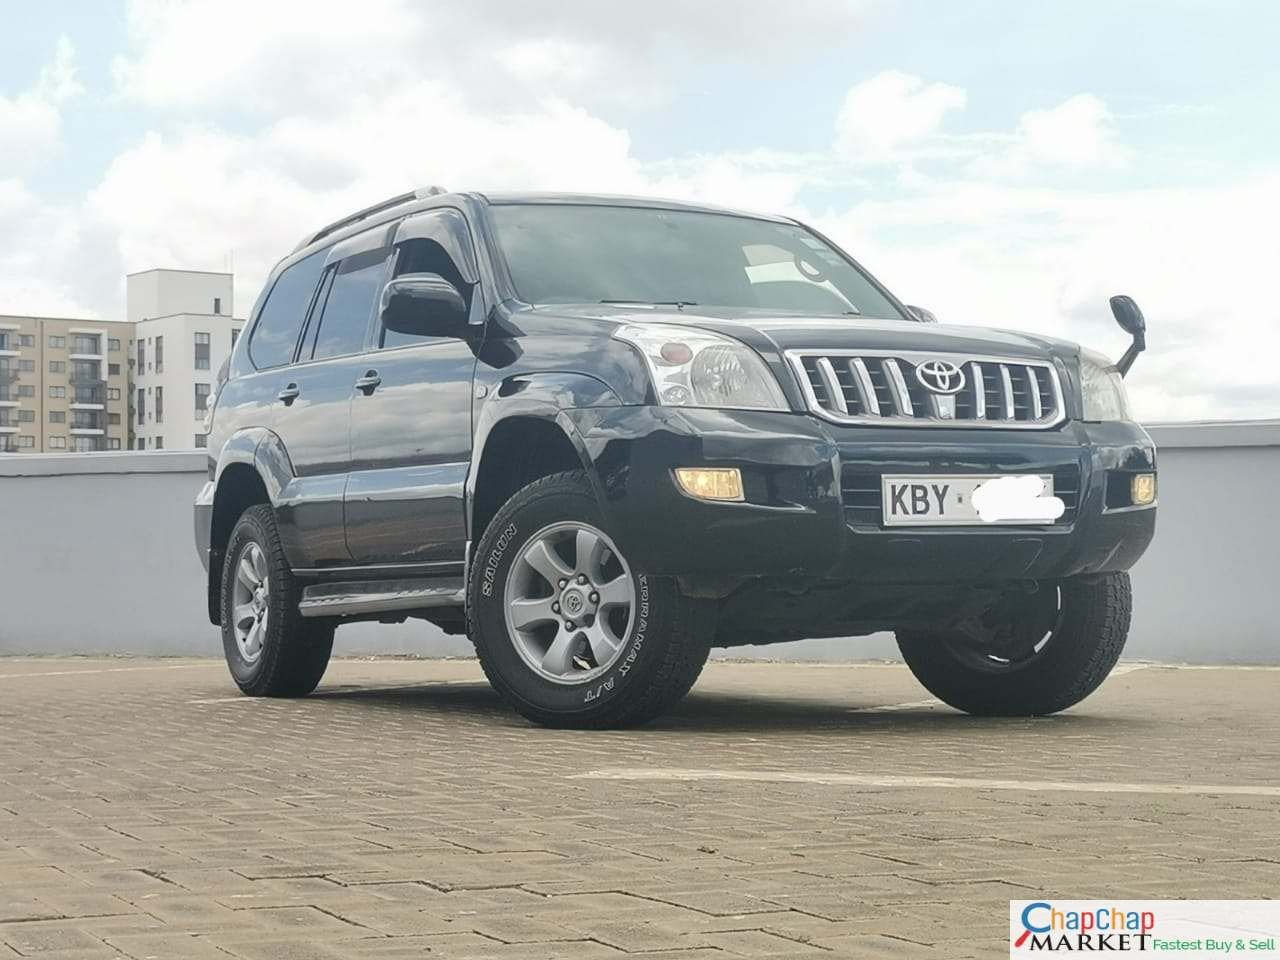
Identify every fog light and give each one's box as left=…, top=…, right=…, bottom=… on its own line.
left=674, top=467, right=744, bottom=502
left=1131, top=473, right=1156, bottom=506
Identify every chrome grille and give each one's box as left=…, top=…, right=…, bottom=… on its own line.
left=788, top=350, right=1064, bottom=428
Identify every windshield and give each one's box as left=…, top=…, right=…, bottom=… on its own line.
left=489, top=203, right=907, bottom=320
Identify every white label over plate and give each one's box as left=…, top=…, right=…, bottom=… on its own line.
left=881, top=474, right=1062, bottom=526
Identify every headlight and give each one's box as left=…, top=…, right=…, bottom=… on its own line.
left=615, top=324, right=787, bottom=411
left=1079, top=349, right=1131, bottom=422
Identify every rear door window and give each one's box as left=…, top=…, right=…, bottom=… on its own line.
left=308, top=249, right=390, bottom=360
left=248, top=251, right=326, bottom=369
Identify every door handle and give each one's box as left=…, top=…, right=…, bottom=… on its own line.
left=277, top=383, right=300, bottom=404
left=355, top=370, right=381, bottom=395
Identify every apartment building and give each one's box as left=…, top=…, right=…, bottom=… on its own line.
left=127, top=269, right=244, bottom=450
left=0, top=316, right=132, bottom=453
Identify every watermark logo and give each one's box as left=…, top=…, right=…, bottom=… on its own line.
left=1010, top=901, right=1280, bottom=957
left=1013, top=902, right=1153, bottom=952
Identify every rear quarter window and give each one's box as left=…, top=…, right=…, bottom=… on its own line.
left=249, top=251, right=326, bottom=369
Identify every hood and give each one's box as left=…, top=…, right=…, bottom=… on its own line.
left=534, top=304, right=1078, bottom=361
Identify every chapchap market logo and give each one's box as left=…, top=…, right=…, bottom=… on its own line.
left=1015, top=901, right=1155, bottom=951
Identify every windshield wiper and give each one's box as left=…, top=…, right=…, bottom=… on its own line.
left=600, top=299, right=699, bottom=310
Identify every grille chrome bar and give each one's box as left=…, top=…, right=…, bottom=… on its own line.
left=787, top=349, right=1065, bottom=429
left=999, top=365, right=1015, bottom=421
left=883, top=359, right=914, bottom=416
left=849, top=358, right=880, bottom=415
left=814, top=357, right=847, bottom=414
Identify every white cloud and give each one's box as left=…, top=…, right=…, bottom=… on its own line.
left=0, top=37, right=82, bottom=176
left=834, top=71, right=967, bottom=161
left=975, top=94, right=1128, bottom=178
left=816, top=174, right=1280, bottom=421
left=5, top=4, right=1275, bottom=420
left=112, top=0, right=880, bottom=113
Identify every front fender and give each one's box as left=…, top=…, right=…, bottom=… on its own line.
left=466, top=372, right=623, bottom=538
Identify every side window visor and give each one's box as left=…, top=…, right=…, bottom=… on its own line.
left=394, top=209, right=479, bottom=285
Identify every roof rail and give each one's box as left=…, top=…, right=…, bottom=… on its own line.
left=294, top=185, right=448, bottom=252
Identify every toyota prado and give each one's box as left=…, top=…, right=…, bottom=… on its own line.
left=194, top=188, right=1156, bottom=727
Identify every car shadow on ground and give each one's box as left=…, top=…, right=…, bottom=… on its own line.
left=309, top=681, right=1148, bottom=735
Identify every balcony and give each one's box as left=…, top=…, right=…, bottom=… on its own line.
left=70, top=384, right=106, bottom=409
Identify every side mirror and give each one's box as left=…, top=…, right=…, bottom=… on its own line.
left=1109, top=294, right=1147, bottom=376
left=907, top=304, right=938, bottom=323
left=381, top=272, right=469, bottom=339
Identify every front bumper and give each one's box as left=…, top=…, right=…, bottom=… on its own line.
left=567, top=407, right=1156, bottom=586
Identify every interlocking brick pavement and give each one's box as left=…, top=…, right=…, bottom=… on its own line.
left=1, top=656, right=1277, bottom=958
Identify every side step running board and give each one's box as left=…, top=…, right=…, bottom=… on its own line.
left=298, top=578, right=465, bottom=618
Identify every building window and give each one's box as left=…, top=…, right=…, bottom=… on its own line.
left=71, top=334, right=100, bottom=354
left=107, top=438, right=120, bottom=450
left=49, top=335, right=65, bottom=348
left=108, top=338, right=120, bottom=352
left=19, top=435, right=34, bottom=448
left=49, top=386, right=66, bottom=399
left=136, top=437, right=145, bottom=450
left=155, top=385, right=164, bottom=423
left=49, top=410, right=65, bottom=424
left=18, top=359, right=34, bottom=371
left=137, top=389, right=144, bottom=425
left=17, top=409, right=34, bottom=422
left=17, top=384, right=34, bottom=398
left=194, top=382, right=211, bottom=413
left=73, top=385, right=102, bottom=404
left=231, top=328, right=241, bottom=350
left=195, top=433, right=208, bottom=448
left=108, top=412, right=121, bottom=425
left=49, top=436, right=66, bottom=449
left=19, top=334, right=35, bottom=347
left=108, top=363, right=120, bottom=376
left=136, top=339, right=144, bottom=372
left=194, top=332, right=211, bottom=370
left=49, top=360, right=65, bottom=373
left=106, top=388, right=120, bottom=401
left=155, top=335, right=164, bottom=373
left=71, top=437, right=100, bottom=452
left=214, top=297, right=222, bottom=315
left=0, top=332, right=9, bottom=350
left=155, top=437, right=164, bottom=449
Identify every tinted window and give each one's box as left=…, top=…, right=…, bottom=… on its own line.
left=311, top=249, right=388, bottom=360
left=249, top=251, right=325, bottom=369
left=489, top=203, right=905, bottom=321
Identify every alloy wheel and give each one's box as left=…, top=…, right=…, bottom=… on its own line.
left=503, top=521, right=635, bottom=684
left=231, top=541, right=270, bottom=664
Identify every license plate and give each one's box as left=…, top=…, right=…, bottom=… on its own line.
left=881, top=474, right=1057, bottom=526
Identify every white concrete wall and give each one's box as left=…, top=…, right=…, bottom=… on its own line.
left=127, top=270, right=234, bottom=324
left=2, top=421, right=1277, bottom=662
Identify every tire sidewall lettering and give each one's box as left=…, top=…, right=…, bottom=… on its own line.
left=480, top=522, right=518, bottom=598
left=584, top=574, right=649, bottom=703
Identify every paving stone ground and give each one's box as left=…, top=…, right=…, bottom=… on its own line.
left=1, top=656, right=1277, bottom=959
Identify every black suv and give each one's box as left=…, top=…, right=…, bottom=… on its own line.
left=195, top=188, right=1156, bottom=727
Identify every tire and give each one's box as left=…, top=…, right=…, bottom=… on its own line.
left=467, top=471, right=712, bottom=728
left=220, top=504, right=335, bottom=697
left=896, top=573, right=1131, bottom=717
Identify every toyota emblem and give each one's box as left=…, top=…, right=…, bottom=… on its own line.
left=915, top=359, right=965, bottom=395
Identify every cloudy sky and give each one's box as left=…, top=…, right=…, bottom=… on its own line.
left=1, top=0, right=1277, bottom=420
